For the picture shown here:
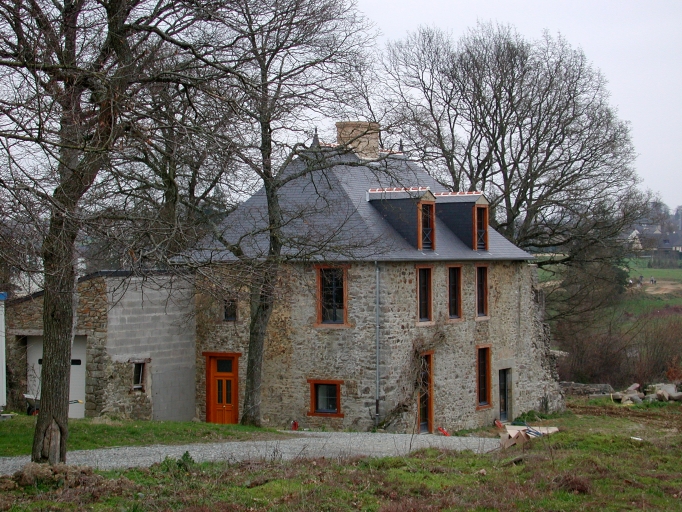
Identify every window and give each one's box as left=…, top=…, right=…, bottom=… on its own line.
left=448, top=266, right=461, bottom=319
left=307, top=379, right=344, bottom=417
left=477, top=346, right=491, bottom=408
left=476, top=266, right=488, bottom=317
left=224, top=297, right=237, bottom=322
left=417, top=267, right=432, bottom=322
left=133, top=363, right=145, bottom=390
left=317, top=267, right=347, bottom=325
left=473, top=205, right=488, bottom=251
left=418, top=202, right=435, bottom=250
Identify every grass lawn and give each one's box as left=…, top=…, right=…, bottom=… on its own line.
left=618, top=293, right=682, bottom=317
left=0, top=415, right=288, bottom=457
left=4, top=399, right=682, bottom=511
left=628, top=259, right=682, bottom=283
left=615, top=258, right=682, bottom=317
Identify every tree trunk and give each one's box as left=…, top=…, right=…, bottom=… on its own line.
left=31, top=209, right=79, bottom=463
left=31, top=111, right=108, bottom=462
left=241, top=262, right=279, bottom=426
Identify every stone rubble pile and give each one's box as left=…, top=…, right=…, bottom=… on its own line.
left=601, top=383, right=682, bottom=405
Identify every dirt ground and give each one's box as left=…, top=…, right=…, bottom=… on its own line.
left=568, top=402, right=682, bottom=431
left=643, top=280, right=682, bottom=295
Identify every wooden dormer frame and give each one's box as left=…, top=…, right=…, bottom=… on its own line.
left=472, top=203, right=489, bottom=251
left=417, top=200, right=436, bottom=251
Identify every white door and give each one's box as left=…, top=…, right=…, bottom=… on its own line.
left=26, top=336, right=86, bottom=418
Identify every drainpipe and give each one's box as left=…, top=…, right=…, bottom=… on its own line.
left=374, top=261, right=380, bottom=428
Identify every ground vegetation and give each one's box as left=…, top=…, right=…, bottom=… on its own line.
left=3, top=400, right=682, bottom=511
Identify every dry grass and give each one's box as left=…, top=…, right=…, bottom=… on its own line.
left=3, top=400, right=682, bottom=511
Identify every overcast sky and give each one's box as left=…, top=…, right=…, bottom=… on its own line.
left=357, top=0, right=682, bottom=210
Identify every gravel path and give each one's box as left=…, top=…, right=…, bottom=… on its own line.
left=0, top=432, right=499, bottom=475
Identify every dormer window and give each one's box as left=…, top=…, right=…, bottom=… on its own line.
left=473, top=206, right=488, bottom=251
left=418, top=202, right=435, bottom=250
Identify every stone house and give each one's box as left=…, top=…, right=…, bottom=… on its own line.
left=193, top=122, right=563, bottom=433
left=4, top=272, right=195, bottom=420
left=4, top=122, right=563, bottom=431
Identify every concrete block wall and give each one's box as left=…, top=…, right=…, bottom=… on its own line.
left=196, top=260, right=563, bottom=432
left=106, top=277, right=196, bottom=421
left=6, top=275, right=196, bottom=421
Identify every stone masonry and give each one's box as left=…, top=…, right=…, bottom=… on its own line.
left=5, top=274, right=195, bottom=421
left=5, top=277, right=109, bottom=415
left=196, top=260, right=563, bottom=433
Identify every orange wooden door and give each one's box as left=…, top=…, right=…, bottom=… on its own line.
left=207, top=356, right=238, bottom=424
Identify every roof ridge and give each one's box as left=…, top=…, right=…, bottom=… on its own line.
left=367, top=186, right=430, bottom=193
left=433, top=191, right=482, bottom=196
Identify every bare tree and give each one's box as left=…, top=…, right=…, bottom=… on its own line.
left=162, top=0, right=375, bottom=426
left=81, top=65, right=244, bottom=271
left=383, top=23, right=650, bottom=320
left=0, top=0, right=203, bottom=463
left=384, top=24, right=648, bottom=255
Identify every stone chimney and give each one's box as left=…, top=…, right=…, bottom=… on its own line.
left=335, top=121, right=380, bottom=160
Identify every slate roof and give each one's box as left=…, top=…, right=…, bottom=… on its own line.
left=196, top=151, right=532, bottom=263
left=659, top=232, right=682, bottom=250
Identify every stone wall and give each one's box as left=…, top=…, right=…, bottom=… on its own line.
left=560, top=381, right=615, bottom=396
left=5, top=274, right=195, bottom=421
left=99, top=360, right=152, bottom=419
left=5, top=277, right=108, bottom=415
left=196, top=260, right=563, bottom=432
left=4, top=333, right=27, bottom=412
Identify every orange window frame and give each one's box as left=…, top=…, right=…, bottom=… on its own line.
left=475, top=264, right=489, bottom=318
left=417, top=201, right=436, bottom=251
left=415, top=264, right=433, bottom=322
left=315, top=265, right=350, bottom=327
left=476, top=345, right=492, bottom=410
left=447, top=265, right=462, bottom=320
left=472, top=205, right=489, bottom=251
left=307, top=379, right=344, bottom=418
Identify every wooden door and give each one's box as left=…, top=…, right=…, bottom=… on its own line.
left=499, top=369, right=511, bottom=422
left=206, top=355, right=239, bottom=424
left=418, top=353, right=433, bottom=433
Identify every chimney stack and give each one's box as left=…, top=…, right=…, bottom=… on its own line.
left=335, top=121, right=380, bottom=160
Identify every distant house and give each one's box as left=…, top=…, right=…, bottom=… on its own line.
left=4, top=122, right=564, bottom=432
left=659, top=233, right=682, bottom=254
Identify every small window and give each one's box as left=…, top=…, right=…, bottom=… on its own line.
left=224, top=297, right=237, bottom=322
left=217, top=359, right=233, bottom=373
left=476, top=266, right=488, bottom=317
left=38, top=359, right=81, bottom=365
left=448, top=266, right=461, bottom=319
left=474, top=206, right=488, bottom=251
left=418, top=267, right=432, bottom=322
left=307, top=379, right=344, bottom=417
left=477, top=347, right=491, bottom=407
left=318, top=267, right=346, bottom=325
left=133, top=363, right=145, bottom=390
left=419, top=203, right=435, bottom=250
